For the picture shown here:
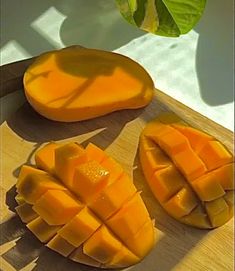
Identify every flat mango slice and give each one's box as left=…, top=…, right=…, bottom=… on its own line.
left=23, top=47, right=154, bottom=122
left=140, top=114, right=234, bottom=228
left=16, top=142, right=156, bottom=268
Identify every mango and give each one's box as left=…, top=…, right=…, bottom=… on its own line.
left=16, top=142, right=156, bottom=268
left=140, top=113, right=234, bottom=228
left=23, top=47, right=154, bottom=122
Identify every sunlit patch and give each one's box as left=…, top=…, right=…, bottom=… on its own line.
left=31, top=6, right=66, bottom=49
left=0, top=40, right=31, bottom=65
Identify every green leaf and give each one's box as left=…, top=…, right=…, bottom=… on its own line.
left=116, top=0, right=207, bottom=37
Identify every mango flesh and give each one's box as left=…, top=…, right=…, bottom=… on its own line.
left=16, top=142, right=156, bottom=268
left=139, top=113, right=234, bottom=228
left=23, top=47, right=154, bottom=122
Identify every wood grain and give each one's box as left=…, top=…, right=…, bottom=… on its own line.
left=0, top=55, right=234, bottom=271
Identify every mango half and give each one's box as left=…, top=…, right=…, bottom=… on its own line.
left=139, top=113, right=234, bottom=229
left=23, top=47, right=154, bottom=122
left=16, top=142, right=156, bottom=268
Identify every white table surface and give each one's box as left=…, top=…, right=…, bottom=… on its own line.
left=1, top=0, right=234, bottom=131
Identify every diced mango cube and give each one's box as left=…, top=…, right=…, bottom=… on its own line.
left=17, top=171, right=67, bottom=204
left=140, top=146, right=172, bottom=181
left=215, top=163, right=234, bottom=190
left=35, top=142, right=59, bottom=174
left=27, top=217, right=60, bottom=243
left=173, top=148, right=207, bottom=181
left=158, top=129, right=190, bottom=156
left=149, top=166, right=185, bottom=203
left=47, top=234, right=76, bottom=257
left=58, top=207, right=101, bottom=247
left=101, top=157, right=123, bottom=184
left=89, top=173, right=136, bottom=220
left=140, top=136, right=157, bottom=151
left=205, top=198, right=230, bottom=227
left=172, top=125, right=213, bottom=152
left=16, top=165, right=45, bottom=188
left=15, top=202, right=38, bottom=223
left=223, top=191, right=234, bottom=219
left=86, top=143, right=106, bottom=163
left=198, top=141, right=233, bottom=170
left=164, top=187, right=198, bottom=218
left=83, top=225, right=122, bottom=264
left=180, top=206, right=211, bottom=229
left=69, top=246, right=101, bottom=267
left=104, top=245, right=139, bottom=268
left=15, top=194, right=25, bottom=205
left=55, top=143, right=88, bottom=187
left=33, top=190, right=83, bottom=225
left=106, top=193, right=149, bottom=242
left=125, top=220, right=156, bottom=258
left=72, top=160, right=109, bottom=202
left=192, top=173, right=225, bottom=201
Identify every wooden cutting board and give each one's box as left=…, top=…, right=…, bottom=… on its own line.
left=0, top=55, right=234, bottom=271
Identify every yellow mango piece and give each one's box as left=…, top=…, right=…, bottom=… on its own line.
left=140, top=135, right=157, bottom=151
left=16, top=141, right=155, bottom=268
left=27, top=217, right=60, bottom=243
left=149, top=166, right=185, bottom=203
left=173, top=148, right=207, bottom=181
left=83, top=225, right=122, bottom=264
left=72, top=160, right=109, bottom=202
left=140, top=114, right=234, bottom=229
left=15, top=202, right=38, bottom=223
left=33, top=190, right=83, bottom=225
left=164, top=187, right=198, bottom=218
left=158, top=129, right=190, bottom=156
left=215, top=163, right=234, bottom=190
left=180, top=206, right=211, bottom=229
left=89, top=173, right=137, bottom=220
left=139, top=145, right=171, bottom=181
left=16, top=165, right=45, bottom=188
left=101, top=157, right=124, bottom=184
left=205, top=198, right=230, bottom=227
left=15, top=194, right=25, bottom=205
left=86, top=143, right=106, bottom=163
left=192, top=173, right=225, bottom=201
left=17, top=170, right=67, bottom=204
left=23, top=47, right=154, bottom=122
left=125, top=220, right=156, bottom=258
left=106, top=193, right=149, bottom=243
left=104, top=245, right=139, bottom=268
left=55, top=143, right=88, bottom=187
left=224, top=191, right=234, bottom=219
left=69, top=246, right=101, bottom=267
left=47, top=234, right=76, bottom=257
left=58, top=207, right=101, bottom=247
left=172, top=125, right=213, bottom=152
left=35, top=142, right=59, bottom=174
left=198, top=141, right=233, bottom=170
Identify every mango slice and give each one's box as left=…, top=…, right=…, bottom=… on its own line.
left=140, top=113, right=234, bottom=228
left=16, top=142, right=156, bottom=268
left=23, top=47, right=154, bottom=122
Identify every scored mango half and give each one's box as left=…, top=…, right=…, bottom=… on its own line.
left=139, top=113, right=234, bottom=229
left=15, top=142, right=156, bottom=268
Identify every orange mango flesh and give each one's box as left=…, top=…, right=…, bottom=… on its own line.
left=16, top=142, right=156, bottom=268
left=140, top=113, right=234, bottom=228
left=23, top=47, right=154, bottom=122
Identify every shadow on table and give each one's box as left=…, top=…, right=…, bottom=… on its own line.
left=194, top=0, right=233, bottom=106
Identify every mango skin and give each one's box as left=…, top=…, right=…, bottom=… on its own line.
left=23, top=47, right=154, bottom=122
left=16, top=142, right=156, bottom=268
left=139, top=113, right=234, bottom=229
